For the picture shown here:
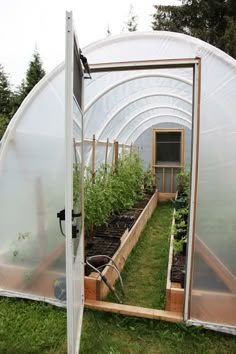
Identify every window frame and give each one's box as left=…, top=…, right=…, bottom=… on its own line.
left=152, top=128, right=185, bottom=171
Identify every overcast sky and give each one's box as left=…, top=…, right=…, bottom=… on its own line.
left=0, top=0, right=179, bottom=87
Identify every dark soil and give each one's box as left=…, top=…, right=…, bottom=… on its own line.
left=170, top=254, right=186, bottom=283
left=85, top=194, right=153, bottom=276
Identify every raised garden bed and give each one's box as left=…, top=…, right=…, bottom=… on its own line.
left=84, top=190, right=158, bottom=300
left=165, top=208, right=184, bottom=313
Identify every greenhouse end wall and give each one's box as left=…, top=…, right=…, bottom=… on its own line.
left=0, top=31, right=235, bottom=334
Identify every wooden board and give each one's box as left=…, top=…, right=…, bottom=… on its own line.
left=159, top=192, right=176, bottom=202
left=84, top=272, right=100, bottom=301
left=165, top=208, right=184, bottom=313
left=165, top=288, right=184, bottom=313
left=85, top=300, right=183, bottom=323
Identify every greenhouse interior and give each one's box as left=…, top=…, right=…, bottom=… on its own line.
left=0, top=11, right=236, bottom=354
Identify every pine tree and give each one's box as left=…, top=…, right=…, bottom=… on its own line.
left=12, top=51, right=46, bottom=113
left=0, top=64, right=12, bottom=118
left=126, top=5, right=138, bottom=32
left=22, top=51, right=46, bottom=98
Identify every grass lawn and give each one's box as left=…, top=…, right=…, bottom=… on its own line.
left=81, top=310, right=236, bottom=354
left=105, top=202, right=173, bottom=308
left=0, top=297, right=67, bottom=354
left=1, top=202, right=236, bottom=353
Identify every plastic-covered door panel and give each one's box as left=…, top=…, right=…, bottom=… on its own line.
left=185, top=61, right=236, bottom=335
left=65, top=12, right=84, bottom=354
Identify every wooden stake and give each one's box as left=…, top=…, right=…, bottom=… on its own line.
left=130, top=143, right=133, bottom=156
left=104, top=138, right=109, bottom=174
left=92, top=134, right=96, bottom=183
left=162, top=167, right=165, bottom=192
left=171, top=167, right=174, bottom=193
left=114, top=141, right=119, bottom=172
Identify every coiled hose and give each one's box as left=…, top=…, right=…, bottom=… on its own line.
left=86, top=254, right=124, bottom=303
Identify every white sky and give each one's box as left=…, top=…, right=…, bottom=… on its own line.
left=0, top=0, right=179, bottom=87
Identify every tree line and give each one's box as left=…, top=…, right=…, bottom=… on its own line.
left=152, top=0, right=236, bottom=58
left=123, top=0, right=236, bottom=59
left=0, top=51, right=45, bottom=139
left=1, top=1, right=235, bottom=139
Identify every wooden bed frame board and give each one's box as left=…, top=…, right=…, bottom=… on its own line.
left=85, top=300, right=183, bottom=323
left=165, top=208, right=184, bottom=313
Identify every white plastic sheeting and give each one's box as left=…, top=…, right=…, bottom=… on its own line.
left=0, top=66, right=66, bottom=306
left=0, top=31, right=236, bottom=333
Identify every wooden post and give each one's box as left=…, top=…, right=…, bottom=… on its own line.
left=114, top=141, right=119, bottom=172
left=171, top=167, right=174, bottom=193
left=92, top=134, right=96, bottom=183
left=104, top=138, right=109, bottom=175
left=130, top=143, right=133, bottom=157
left=162, top=167, right=165, bottom=192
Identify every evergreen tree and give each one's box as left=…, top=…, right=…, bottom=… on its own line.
left=11, top=80, right=26, bottom=115
left=0, top=51, right=46, bottom=138
left=151, top=0, right=236, bottom=59
left=12, top=51, right=46, bottom=113
left=126, top=5, right=138, bottom=32
left=22, top=51, right=46, bottom=98
left=0, top=64, right=12, bottom=118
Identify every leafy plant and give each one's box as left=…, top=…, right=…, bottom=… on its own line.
left=142, top=168, right=155, bottom=193
left=175, top=208, right=189, bottom=223
left=173, top=220, right=187, bottom=238
left=84, top=151, right=151, bottom=234
left=173, top=236, right=187, bottom=256
left=177, top=169, right=190, bottom=196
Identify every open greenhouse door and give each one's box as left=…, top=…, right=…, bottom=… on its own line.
left=65, top=12, right=84, bottom=353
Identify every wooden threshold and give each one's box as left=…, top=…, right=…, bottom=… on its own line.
left=85, top=300, right=183, bottom=323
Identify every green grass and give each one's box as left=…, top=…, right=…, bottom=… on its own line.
left=1, top=297, right=236, bottom=354
left=1, top=203, right=236, bottom=353
left=106, top=202, right=173, bottom=308
left=80, top=310, right=236, bottom=354
left=0, top=297, right=67, bottom=354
